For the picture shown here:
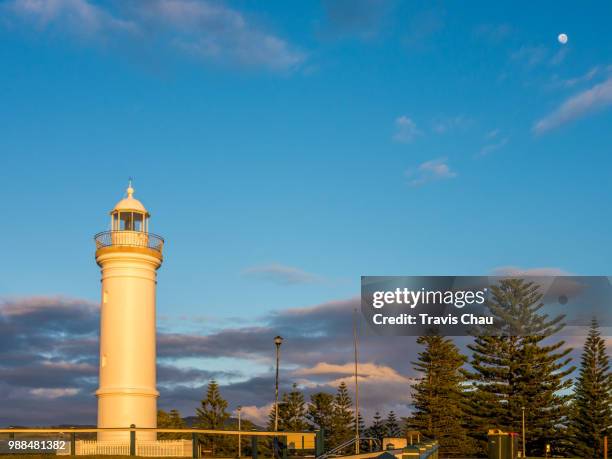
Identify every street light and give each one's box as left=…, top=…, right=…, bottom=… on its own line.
left=274, top=336, right=283, bottom=432
left=521, top=406, right=526, bottom=458
left=237, top=406, right=242, bottom=458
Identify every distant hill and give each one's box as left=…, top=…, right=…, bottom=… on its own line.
left=55, top=424, right=96, bottom=428
left=182, top=416, right=198, bottom=427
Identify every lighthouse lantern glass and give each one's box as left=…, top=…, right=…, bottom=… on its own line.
left=112, top=211, right=147, bottom=232
left=120, top=212, right=133, bottom=231
left=133, top=213, right=144, bottom=231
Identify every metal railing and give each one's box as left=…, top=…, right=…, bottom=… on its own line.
left=0, top=426, right=318, bottom=458
left=316, top=436, right=381, bottom=459
left=94, top=230, right=164, bottom=254
left=315, top=437, right=439, bottom=459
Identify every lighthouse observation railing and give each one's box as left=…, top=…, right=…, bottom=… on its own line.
left=95, top=230, right=164, bottom=254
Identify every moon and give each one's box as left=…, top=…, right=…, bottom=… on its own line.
left=558, top=33, right=568, bottom=44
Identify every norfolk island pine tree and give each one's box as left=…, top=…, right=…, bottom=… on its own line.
left=464, top=279, right=574, bottom=456
left=570, top=318, right=612, bottom=458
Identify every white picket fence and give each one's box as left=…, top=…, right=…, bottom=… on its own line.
left=72, top=439, right=192, bottom=456
left=138, top=440, right=192, bottom=457
left=76, top=441, right=128, bottom=455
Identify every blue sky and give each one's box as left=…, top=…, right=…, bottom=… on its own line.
left=1, top=0, right=612, bottom=426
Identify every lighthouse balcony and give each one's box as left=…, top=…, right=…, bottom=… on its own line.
left=95, top=230, right=164, bottom=254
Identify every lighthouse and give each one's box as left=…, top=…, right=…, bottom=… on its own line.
left=94, top=183, right=164, bottom=442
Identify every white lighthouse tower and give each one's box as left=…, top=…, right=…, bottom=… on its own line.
left=94, top=182, right=164, bottom=442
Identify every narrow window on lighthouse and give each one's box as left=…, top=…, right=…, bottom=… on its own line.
left=101, top=354, right=107, bottom=368
left=103, top=291, right=108, bottom=304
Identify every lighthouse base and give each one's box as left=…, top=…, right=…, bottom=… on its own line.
left=96, top=389, right=158, bottom=442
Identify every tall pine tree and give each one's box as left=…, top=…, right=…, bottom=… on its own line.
left=196, top=380, right=229, bottom=454
left=366, top=412, right=387, bottom=445
left=157, top=409, right=187, bottom=439
left=307, top=392, right=335, bottom=448
left=409, top=335, right=475, bottom=457
left=385, top=411, right=401, bottom=438
left=330, top=381, right=355, bottom=451
left=570, top=318, right=612, bottom=458
left=266, top=384, right=308, bottom=457
left=466, top=279, right=574, bottom=456
left=277, top=383, right=308, bottom=431
left=356, top=413, right=369, bottom=452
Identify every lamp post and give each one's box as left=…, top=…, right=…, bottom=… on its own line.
left=274, top=336, right=283, bottom=432
left=237, top=406, right=242, bottom=458
left=521, top=406, right=526, bottom=458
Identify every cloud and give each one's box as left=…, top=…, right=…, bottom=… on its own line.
left=478, top=136, right=508, bottom=156
left=157, top=364, right=238, bottom=389
left=550, top=46, right=569, bottom=66
left=292, top=362, right=416, bottom=420
left=321, top=0, right=395, bottom=39
left=0, top=295, right=423, bottom=426
left=4, top=291, right=603, bottom=426
left=490, top=265, right=576, bottom=298
left=238, top=403, right=273, bottom=425
left=551, top=66, right=601, bottom=90
left=491, top=266, right=572, bottom=277
left=510, top=42, right=570, bottom=70
left=405, top=158, right=456, bottom=186
left=0, top=360, right=96, bottom=389
left=511, top=45, right=548, bottom=67
left=559, top=334, right=607, bottom=360
left=230, top=361, right=418, bottom=424
left=3, top=0, right=305, bottom=71
left=30, top=387, right=81, bottom=399
left=242, top=263, right=322, bottom=285
left=488, top=266, right=592, bottom=318
left=0, top=296, right=99, bottom=365
left=134, top=0, right=304, bottom=70
left=473, top=24, right=512, bottom=43
left=431, top=115, right=472, bottom=134
left=392, top=116, right=420, bottom=143
left=5, top=0, right=137, bottom=37
left=533, top=77, right=612, bottom=134
left=0, top=295, right=97, bottom=318
left=293, top=362, right=411, bottom=384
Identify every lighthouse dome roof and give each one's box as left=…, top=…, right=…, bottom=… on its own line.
left=111, top=183, right=148, bottom=214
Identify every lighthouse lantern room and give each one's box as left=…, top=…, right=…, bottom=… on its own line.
left=110, top=182, right=150, bottom=232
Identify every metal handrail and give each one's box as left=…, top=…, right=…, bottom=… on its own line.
left=317, top=436, right=381, bottom=459
left=94, top=230, right=164, bottom=254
